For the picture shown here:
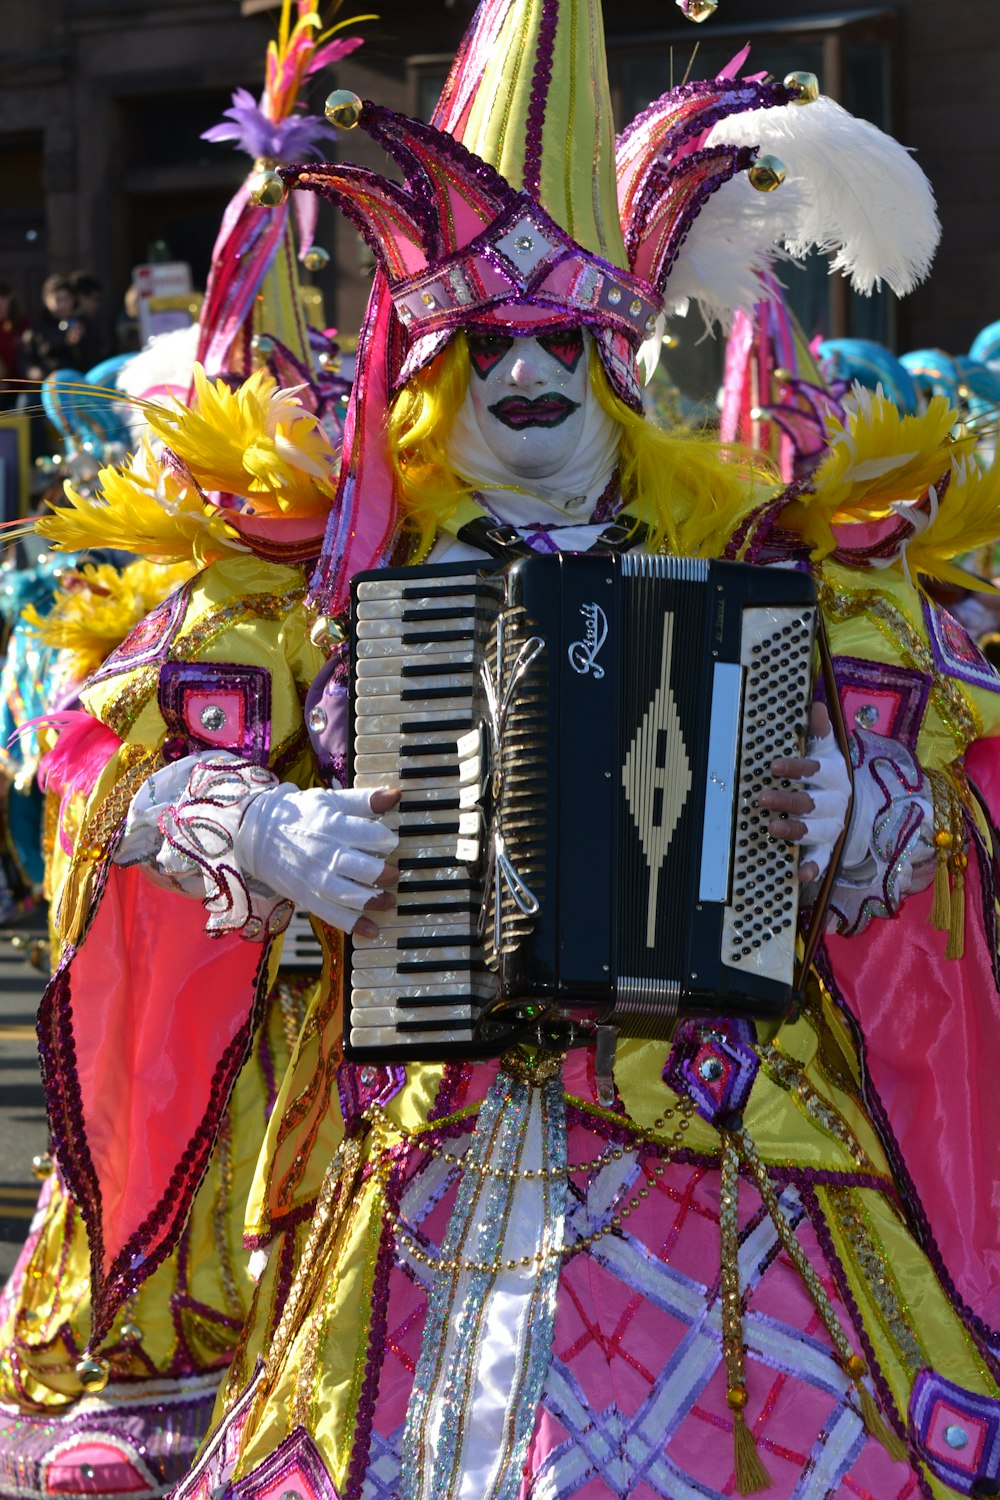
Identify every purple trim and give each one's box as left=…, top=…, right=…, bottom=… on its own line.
left=243, top=1196, right=317, bottom=1252
left=427, top=1060, right=474, bottom=1121
left=815, top=655, right=931, bottom=755
left=158, top=660, right=272, bottom=767
left=342, top=1155, right=403, bottom=1500
left=86, top=583, right=190, bottom=688
left=523, top=0, right=558, bottom=198
left=231, top=1423, right=341, bottom=1500
left=909, top=1368, right=1000, bottom=1494
left=924, top=598, right=1000, bottom=696
left=797, top=1182, right=925, bottom=1489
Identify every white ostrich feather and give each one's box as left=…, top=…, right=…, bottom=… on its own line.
left=661, top=95, right=939, bottom=332
left=660, top=173, right=808, bottom=329
left=705, top=95, right=940, bottom=297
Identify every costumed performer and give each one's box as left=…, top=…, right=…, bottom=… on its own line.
left=25, top=2, right=1000, bottom=1497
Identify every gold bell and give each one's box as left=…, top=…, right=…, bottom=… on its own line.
left=773, top=367, right=792, bottom=384
left=250, top=169, right=287, bottom=208
left=683, top=0, right=718, bottom=19
left=784, top=71, right=820, bottom=105
left=303, top=246, right=331, bottom=272
left=250, top=333, right=275, bottom=360
left=75, top=1355, right=110, bottom=1392
left=31, top=1153, right=53, bottom=1181
left=325, top=90, right=363, bottom=130
left=120, top=1320, right=143, bottom=1344
left=748, top=155, right=787, bottom=192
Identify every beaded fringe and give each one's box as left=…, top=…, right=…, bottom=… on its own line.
left=720, top=1125, right=908, bottom=1485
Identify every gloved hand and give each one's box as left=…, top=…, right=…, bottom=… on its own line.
left=761, top=703, right=852, bottom=883
left=235, top=782, right=400, bottom=937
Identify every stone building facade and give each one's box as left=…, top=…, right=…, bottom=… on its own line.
left=1, top=0, right=996, bottom=396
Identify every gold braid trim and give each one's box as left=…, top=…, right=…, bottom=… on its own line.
left=56, top=745, right=165, bottom=949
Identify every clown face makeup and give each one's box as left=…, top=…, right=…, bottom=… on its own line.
left=465, top=331, right=590, bottom=479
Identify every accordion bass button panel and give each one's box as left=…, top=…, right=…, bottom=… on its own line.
left=719, top=604, right=817, bottom=983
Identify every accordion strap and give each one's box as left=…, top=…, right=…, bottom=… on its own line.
left=454, top=510, right=652, bottom=560
left=794, top=617, right=854, bottom=990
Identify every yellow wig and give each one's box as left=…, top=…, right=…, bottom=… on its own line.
left=387, top=334, right=776, bottom=558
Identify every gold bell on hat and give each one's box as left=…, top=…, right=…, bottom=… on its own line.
left=784, top=70, right=820, bottom=104
left=303, top=245, right=331, bottom=272
left=684, top=0, right=718, bottom=19
left=250, top=169, right=287, bottom=208
left=75, top=1355, right=110, bottom=1392
left=325, top=90, right=363, bottom=129
left=748, top=154, right=787, bottom=192
left=31, top=1153, right=53, bottom=1180
left=250, top=333, right=275, bottom=360
left=120, top=1320, right=143, bottom=1344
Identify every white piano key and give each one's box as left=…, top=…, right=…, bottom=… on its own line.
left=355, top=708, right=473, bottom=733
left=350, top=1004, right=478, bottom=1027
left=350, top=1025, right=476, bottom=1047
left=356, top=652, right=475, bottom=678
left=355, top=694, right=468, bottom=719
left=358, top=636, right=475, bottom=659
left=357, top=574, right=479, bottom=600
left=459, top=785, right=481, bottom=811
left=455, top=838, right=480, bottom=863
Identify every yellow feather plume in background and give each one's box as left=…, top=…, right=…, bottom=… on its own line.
left=36, top=438, right=248, bottom=566
left=144, top=365, right=338, bottom=518
left=23, top=559, right=197, bottom=681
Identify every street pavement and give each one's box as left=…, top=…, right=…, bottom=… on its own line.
left=0, top=909, right=50, bottom=1279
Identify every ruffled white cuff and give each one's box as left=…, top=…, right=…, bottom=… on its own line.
left=114, top=751, right=293, bottom=942
left=825, top=729, right=936, bottom=935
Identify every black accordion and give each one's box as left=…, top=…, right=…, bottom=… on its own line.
left=345, top=552, right=818, bottom=1062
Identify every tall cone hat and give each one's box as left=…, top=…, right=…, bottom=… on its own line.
left=433, top=0, right=628, bottom=268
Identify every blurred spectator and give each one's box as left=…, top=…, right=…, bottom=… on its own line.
left=21, top=274, right=90, bottom=378
left=69, top=270, right=110, bottom=365
left=116, top=284, right=142, bottom=354
left=0, top=281, right=29, bottom=410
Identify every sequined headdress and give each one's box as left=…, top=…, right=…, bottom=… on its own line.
left=285, top=0, right=939, bottom=616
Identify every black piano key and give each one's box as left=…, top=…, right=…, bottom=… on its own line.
left=398, top=959, right=486, bottom=974
left=397, top=901, right=479, bottom=916
left=398, top=878, right=473, bottom=892
left=400, top=606, right=474, bottom=622
left=399, top=797, right=461, bottom=812
left=401, top=740, right=464, bottom=758
left=397, top=856, right=460, bottom=869
left=401, top=662, right=476, bottom=678
left=397, top=932, right=476, bottom=950
left=401, top=718, right=472, bottom=735
left=401, top=687, right=469, bottom=701
left=397, top=1017, right=477, bottom=1033
left=402, top=629, right=476, bottom=645
left=400, top=584, right=480, bottom=599
left=396, top=822, right=461, bottom=838
left=399, top=765, right=459, bottom=780
left=395, top=995, right=481, bottom=1010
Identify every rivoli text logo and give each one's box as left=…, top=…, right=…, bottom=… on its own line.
left=568, top=602, right=608, bottom=678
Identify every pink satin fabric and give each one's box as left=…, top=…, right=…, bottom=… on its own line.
left=62, top=866, right=263, bottom=1312
left=826, top=858, right=1000, bottom=1332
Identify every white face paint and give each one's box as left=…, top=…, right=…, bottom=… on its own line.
left=465, top=330, right=590, bottom=480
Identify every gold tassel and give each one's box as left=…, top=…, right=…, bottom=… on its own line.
left=733, top=1408, right=773, bottom=1494
left=720, top=1133, right=773, bottom=1493
left=857, top=1382, right=909, bottom=1464
left=946, top=857, right=966, bottom=960
left=929, top=841, right=952, bottom=932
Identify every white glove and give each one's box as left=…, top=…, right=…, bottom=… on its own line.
left=798, top=726, right=853, bottom=879
left=234, top=782, right=398, bottom=934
